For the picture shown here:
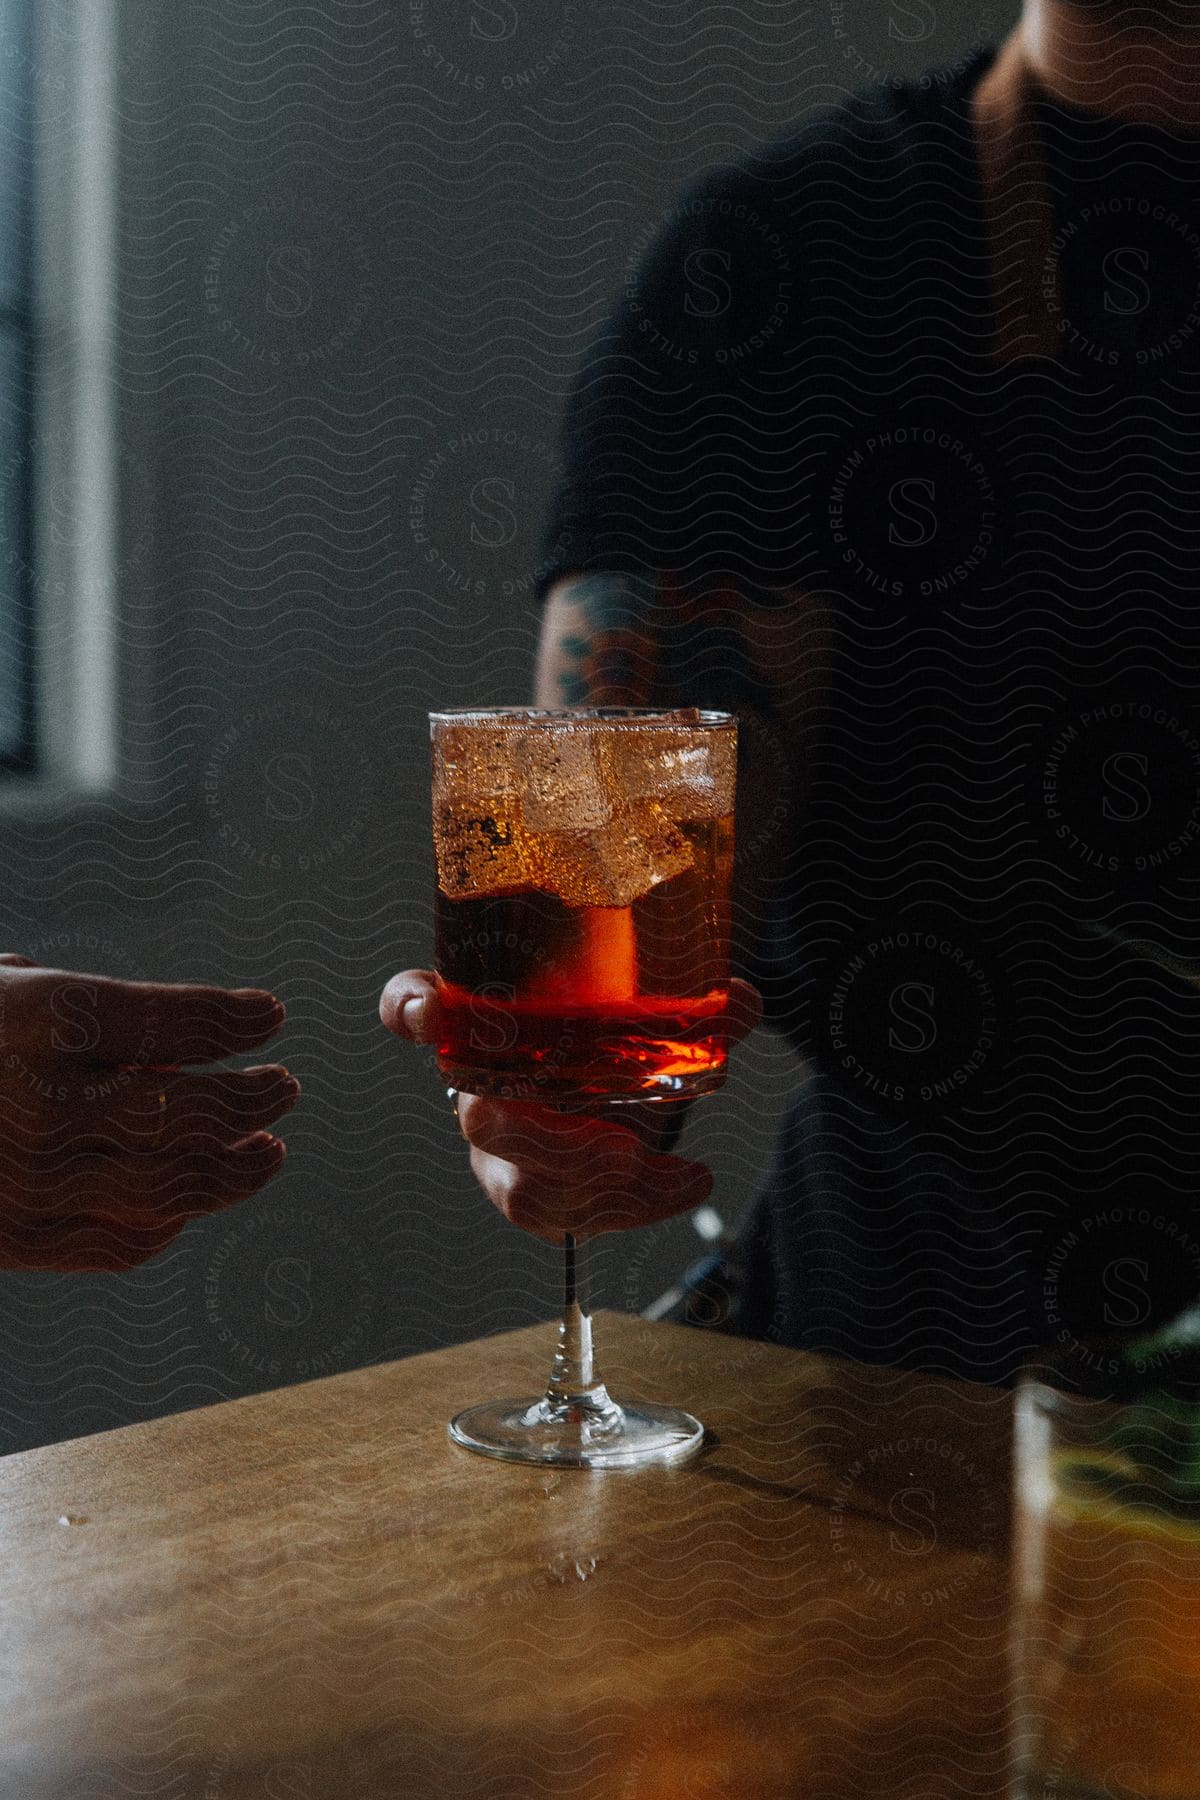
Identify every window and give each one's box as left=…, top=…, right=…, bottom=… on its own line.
left=0, top=0, right=36, bottom=773
left=0, top=0, right=124, bottom=801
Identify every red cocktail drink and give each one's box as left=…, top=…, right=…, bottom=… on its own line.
left=432, top=710, right=736, bottom=1103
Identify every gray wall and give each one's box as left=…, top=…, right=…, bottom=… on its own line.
left=0, top=0, right=1018, bottom=1451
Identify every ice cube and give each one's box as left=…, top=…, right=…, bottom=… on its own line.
left=433, top=726, right=515, bottom=798
left=606, top=724, right=736, bottom=822
left=522, top=728, right=612, bottom=833
left=433, top=802, right=537, bottom=898
left=535, top=799, right=694, bottom=909
left=433, top=721, right=715, bottom=908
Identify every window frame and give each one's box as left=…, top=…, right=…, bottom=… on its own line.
left=0, top=0, right=143, bottom=817
left=0, top=0, right=38, bottom=777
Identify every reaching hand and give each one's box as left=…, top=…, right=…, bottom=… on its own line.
left=380, top=971, right=761, bottom=1243
left=0, top=955, right=297, bottom=1270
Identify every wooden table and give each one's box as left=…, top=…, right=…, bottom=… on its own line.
left=0, top=1312, right=1014, bottom=1798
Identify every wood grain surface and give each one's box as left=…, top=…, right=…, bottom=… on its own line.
left=0, top=1312, right=1014, bottom=1798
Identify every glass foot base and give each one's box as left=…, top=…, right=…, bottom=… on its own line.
left=448, top=1395, right=705, bottom=1469
left=440, top=1066, right=727, bottom=1104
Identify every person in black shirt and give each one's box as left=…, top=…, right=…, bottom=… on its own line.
left=384, top=0, right=1200, bottom=1384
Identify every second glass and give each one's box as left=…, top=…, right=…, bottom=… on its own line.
left=431, top=706, right=737, bottom=1468
left=1012, top=1346, right=1200, bottom=1800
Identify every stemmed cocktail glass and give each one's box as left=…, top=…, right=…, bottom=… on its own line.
left=431, top=707, right=736, bottom=1468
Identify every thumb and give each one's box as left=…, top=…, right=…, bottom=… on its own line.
left=379, top=970, right=441, bottom=1044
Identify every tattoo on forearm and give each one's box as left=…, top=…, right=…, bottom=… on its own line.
left=554, top=572, right=661, bottom=705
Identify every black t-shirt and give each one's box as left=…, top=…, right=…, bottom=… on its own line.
left=539, top=47, right=1200, bottom=1383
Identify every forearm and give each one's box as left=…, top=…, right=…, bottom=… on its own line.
left=536, top=571, right=825, bottom=981
left=535, top=571, right=668, bottom=709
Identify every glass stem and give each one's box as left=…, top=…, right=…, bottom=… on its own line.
left=543, top=1232, right=618, bottom=1420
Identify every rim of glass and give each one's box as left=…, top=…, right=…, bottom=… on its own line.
left=429, top=706, right=735, bottom=728
left=1018, top=1376, right=1120, bottom=1419
left=1018, top=1343, right=1200, bottom=1413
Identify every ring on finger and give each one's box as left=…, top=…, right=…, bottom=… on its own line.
left=447, top=1087, right=468, bottom=1141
